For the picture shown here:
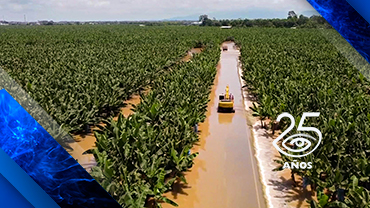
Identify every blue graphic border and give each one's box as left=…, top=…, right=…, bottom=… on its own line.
left=0, top=89, right=121, bottom=208
left=307, top=0, right=370, bottom=63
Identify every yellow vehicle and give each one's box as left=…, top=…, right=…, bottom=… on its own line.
left=217, top=85, right=235, bottom=113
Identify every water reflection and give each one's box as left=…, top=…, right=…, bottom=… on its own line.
left=163, top=42, right=266, bottom=208
left=218, top=113, right=234, bottom=124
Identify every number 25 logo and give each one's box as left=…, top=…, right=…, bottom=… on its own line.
left=273, top=112, right=322, bottom=158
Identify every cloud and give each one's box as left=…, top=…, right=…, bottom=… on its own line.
left=8, top=3, right=25, bottom=12
left=0, top=0, right=314, bottom=21
left=35, top=0, right=110, bottom=10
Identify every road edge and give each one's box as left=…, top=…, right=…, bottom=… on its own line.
left=237, top=57, right=289, bottom=208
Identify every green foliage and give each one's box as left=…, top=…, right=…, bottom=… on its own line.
left=238, top=28, right=370, bottom=207
left=2, top=25, right=368, bottom=207
left=199, top=14, right=331, bottom=28
left=90, top=45, right=220, bottom=207
left=0, top=25, right=197, bottom=133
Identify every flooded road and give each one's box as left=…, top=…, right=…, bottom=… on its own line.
left=163, top=42, right=267, bottom=208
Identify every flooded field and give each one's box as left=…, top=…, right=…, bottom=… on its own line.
left=69, top=94, right=143, bottom=171
left=2, top=25, right=362, bottom=208
left=70, top=48, right=203, bottom=171
left=182, top=48, right=203, bottom=62
left=163, top=42, right=267, bottom=208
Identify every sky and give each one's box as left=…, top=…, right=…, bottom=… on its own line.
left=0, top=0, right=317, bottom=21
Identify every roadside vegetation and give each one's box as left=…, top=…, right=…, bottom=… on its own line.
left=239, top=28, right=370, bottom=207
left=90, top=43, right=220, bottom=207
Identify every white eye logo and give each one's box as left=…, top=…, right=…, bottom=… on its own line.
left=273, top=112, right=322, bottom=158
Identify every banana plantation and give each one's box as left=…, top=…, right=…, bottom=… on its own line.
left=0, top=26, right=198, bottom=132
left=239, top=29, right=370, bottom=207
left=1, top=25, right=370, bottom=207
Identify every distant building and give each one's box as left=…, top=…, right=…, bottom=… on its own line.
left=38, top=20, right=54, bottom=25
left=220, top=26, right=232, bottom=29
left=0, top=21, right=9, bottom=26
left=139, top=24, right=145, bottom=27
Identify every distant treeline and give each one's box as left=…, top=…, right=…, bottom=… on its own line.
left=2, top=11, right=331, bottom=28
left=199, top=11, right=332, bottom=29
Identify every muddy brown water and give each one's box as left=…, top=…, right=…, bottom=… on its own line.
left=69, top=94, right=143, bottom=171
left=163, top=42, right=267, bottom=208
left=182, top=48, right=203, bottom=62
left=70, top=48, right=202, bottom=171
